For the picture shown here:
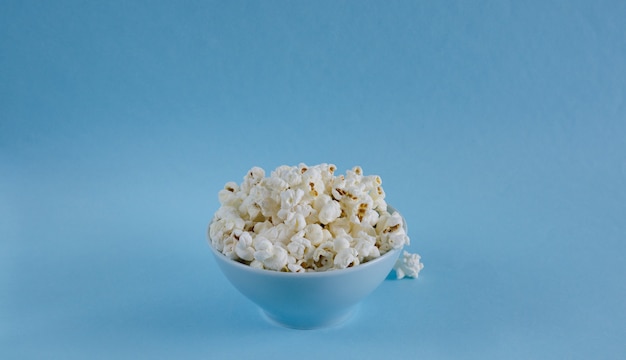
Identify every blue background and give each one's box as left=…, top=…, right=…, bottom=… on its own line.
left=2, top=1, right=625, bottom=358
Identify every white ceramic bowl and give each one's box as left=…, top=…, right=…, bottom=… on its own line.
left=208, top=207, right=405, bottom=329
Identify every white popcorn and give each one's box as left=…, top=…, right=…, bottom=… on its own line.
left=235, top=231, right=255, bottom=261
left=221, top=230, right=239, bottom=259
left=376, top=211, right=410, bottom=249
left=287, top=235, right=312, bottom=260
left=252, top=236, right=272, bottom=254
left=218, top=182, right=241, bottom=207
left=285, top=211, right=307, bottom=232
left=303, top=223, right=324, bottom=246
left=334, top=248, right=359, bottom=269
left=208, top=164, right=419, bottom=274
left=253, top=236, right=288, bottom=271
left=264, top=246, right=288, bottom=271
left=394, top=251, right=424, bottom=279
left=252, top=220, right=273, bottom=234
left=318, top=199, right=341, bottom=225
left=287, top=260, right=305, bottom=273
left=257, top=223, right=292, bottom=244
left=278, top=188, right=305, bottom=221
left=242, top=166, right=265, bottom=191
left=312, top=240, right=335, bottom=271
left=353, top=231, right=380, bottom=261
left=331, top=176, right=347, bottom=201
left=333, top=235, right=352, bottom=252
left=328, top=217, right=352, bottom=237
left=250, top=260, right=264, bottom=269
left=272, top=165, right=302, bottom=188
left=388, top=231, right=409, bottom=250
left=312, top=194, right=332, bottom=212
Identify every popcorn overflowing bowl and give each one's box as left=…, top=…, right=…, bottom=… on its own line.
left=207, top=164, right=421, bottom=329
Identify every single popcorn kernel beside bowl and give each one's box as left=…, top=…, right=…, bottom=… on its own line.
left=207, top=164, right=420, bottom=329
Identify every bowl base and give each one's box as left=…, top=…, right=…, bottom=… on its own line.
left=260, top=306, right=358, bottom=330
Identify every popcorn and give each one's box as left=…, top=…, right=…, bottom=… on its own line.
left=318, top=199, right=341, bottom=225
left=394, top=251, right=424, bottom=279
left=303, top=224, right=324, bottom=246
left=234, top=231, right=255, bottom=261
left=253, top=236, right=288, bottom=271
left=353, top=231, right=380, bottom=261
left=286, top=235, right=312, bottom=260
left=208, top=164, right=419, bottom=273
left=334, top=248, right=359, bottom=269
left=376, top=211, right=410, bottom=252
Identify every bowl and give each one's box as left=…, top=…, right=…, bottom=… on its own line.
left=208, top=207, right=406, bottom=329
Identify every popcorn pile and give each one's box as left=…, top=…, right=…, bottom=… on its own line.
left=208, top=164, right=422, bottom=277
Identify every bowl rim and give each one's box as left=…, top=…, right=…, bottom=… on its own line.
left=208, top=205, right=406, bottom=277
left=208, top=241, right=403, bottom=278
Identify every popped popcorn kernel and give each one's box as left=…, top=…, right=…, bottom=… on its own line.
left=394, top=251, right=424, bottom=279
left=208, top=164, right=418, bottom=273
left=318, top=200, right=341, bottom=225
left=334, top=248, right=360, bottom=269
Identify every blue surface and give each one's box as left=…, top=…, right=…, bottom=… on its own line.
left=2, top=1, right=625, bottom=358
